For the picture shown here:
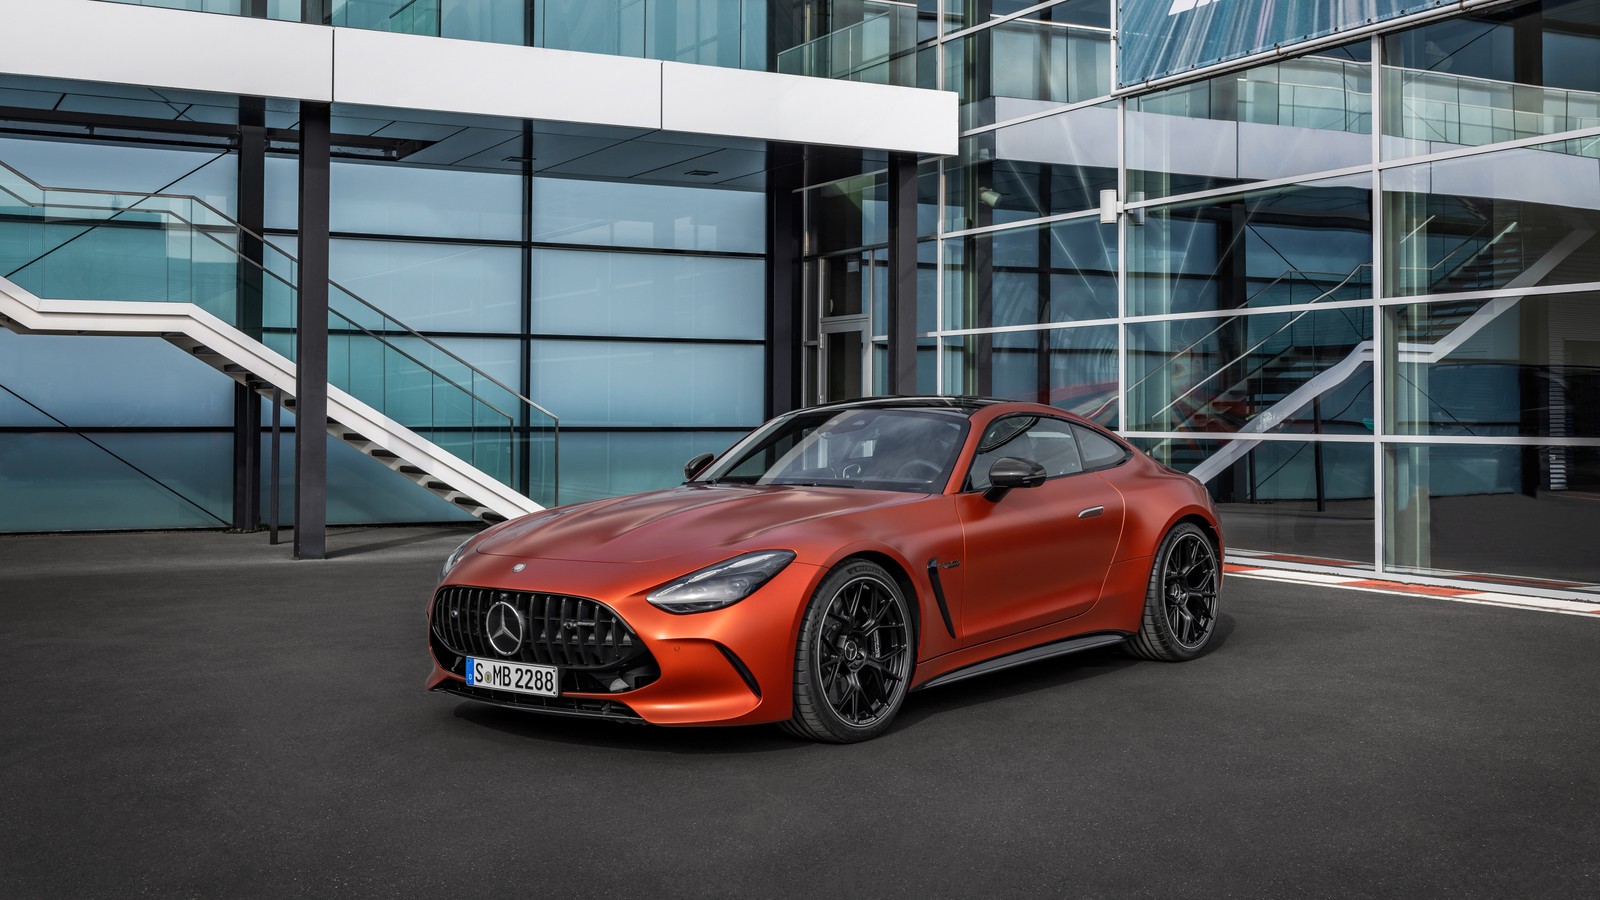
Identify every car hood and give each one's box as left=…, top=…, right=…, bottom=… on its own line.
left=475, top=484, right=926, bottom=563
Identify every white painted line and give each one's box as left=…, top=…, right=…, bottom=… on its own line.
left=1228, top=572, right=1600, bottom=619
left=1246, top=570, right=1357, bottom=584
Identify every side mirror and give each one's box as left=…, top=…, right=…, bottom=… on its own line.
left=985, top=457, right=1046, bottom=502
left=684, top=452, right=716, bottom=481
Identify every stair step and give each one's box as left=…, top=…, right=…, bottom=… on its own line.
left=282, top=398, right=296, bottom=407
left=398, top=465, right=425, bottom=476
left=480, top=513, right=507, bottom=525
left=424, top=481, right=451, bottom=492
left=192, top=347, right=218, bottom=356
left=339, top=433, right=363, bottom=443
left=451, top=496, right=479, bottom=507
left=370, top=448, right=397, bottom=459
left=222, top=364, right=247, bottom=374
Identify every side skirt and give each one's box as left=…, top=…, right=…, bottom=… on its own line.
left=913, top=632, right=1128, bottom=691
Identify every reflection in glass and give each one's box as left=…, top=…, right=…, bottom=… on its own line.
left=1127, top=308, right=1373, bottom=434
left=1128, top=178, right=1373, bottom=318
left=1386, top=441, right=1600, bottom=590
left=943, top=217, right=1115, bottom=331
left=940, top=325, right=1116, bottom=425
left=1383, top=142, right=1600, bottom=297
left=1388, top=294, right=1600, bottom=438
left=944, top=3, right=1111, bottom=129
left=1383, top=0, right=1600, bottom=159
left=1129, top=43, right=1371, bottom=200
left=1133, top=436, right=1376, bottom=568
left=944, top=102, right=1117, bottom=231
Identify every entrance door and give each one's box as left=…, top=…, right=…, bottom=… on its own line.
left=820, top=321, right=868, bottom=402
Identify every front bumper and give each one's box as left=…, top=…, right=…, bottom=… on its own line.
left=426, top=555, right=823, bottom=727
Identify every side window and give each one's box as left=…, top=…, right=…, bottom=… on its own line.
left=1072, top=424, right=1129, bottom=471
left=969, top=416, right=1084, bottom=490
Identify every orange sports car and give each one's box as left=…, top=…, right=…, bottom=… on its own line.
left=426, top=397, right=1223, bottom=742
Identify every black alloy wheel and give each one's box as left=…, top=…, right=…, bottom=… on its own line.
left=784, top=559, right=914, bottom=743
left=1126, top=522, right=1220, bottom=662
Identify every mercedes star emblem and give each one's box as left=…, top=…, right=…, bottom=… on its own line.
left=484, top=601, right=525, bottom=656
left=512, top=563, right=526, bottom=572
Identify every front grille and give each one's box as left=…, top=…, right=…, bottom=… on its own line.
left=432, top=586, right=646, bottom=670
left=430, top=586, right=659, bottom=694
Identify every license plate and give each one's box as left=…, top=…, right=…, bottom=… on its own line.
left=465, top=657, right=559, bottom=697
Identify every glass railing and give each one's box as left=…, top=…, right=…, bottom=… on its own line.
left=1385, top=66, right=1600, bottom=153
left=777, top=2, right=919, bottom=87
left=0, top=159, right=558, bottom=507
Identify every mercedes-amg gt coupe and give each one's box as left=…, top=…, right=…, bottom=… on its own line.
left=426, top=397, right=1223, bottom=743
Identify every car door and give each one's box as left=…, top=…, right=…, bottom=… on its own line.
left=954, top=414, right=1127, bottom=647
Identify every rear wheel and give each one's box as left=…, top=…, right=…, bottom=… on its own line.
left=1126, top=523, right=1220, bottom=662
left=783, top=560, right=914, bottom=743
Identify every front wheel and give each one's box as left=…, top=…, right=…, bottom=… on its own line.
left=1125, top=523, right=1220, bottom=662
left=783, top=560, right=914, bottom=743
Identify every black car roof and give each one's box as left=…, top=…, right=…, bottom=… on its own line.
left=795, top=396, right=1007, bottom=417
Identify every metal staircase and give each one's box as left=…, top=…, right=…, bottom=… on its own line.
left=1183, top=226, right=1595, bottom=484
left=0, top=158, right=556, bottom=524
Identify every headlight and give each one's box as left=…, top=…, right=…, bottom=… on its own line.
left=646, top=550, right=796, bottom=614
left=440, top=537, right=474, bottom=581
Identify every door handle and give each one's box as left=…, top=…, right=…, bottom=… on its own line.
left=1078, top=506, right=1104, bottom=519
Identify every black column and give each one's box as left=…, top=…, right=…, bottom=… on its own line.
left=766, top=142, right=805, bottom=416
left=886, top=152, right=919, bottom=396
left=231, top=99, right=266, bottom=531
left=295, top=101, right=331, bottom=560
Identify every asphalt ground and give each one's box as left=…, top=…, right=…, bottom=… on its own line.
left=1, top=527, right=1597, bottom=899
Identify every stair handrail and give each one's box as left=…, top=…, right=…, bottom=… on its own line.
left=2, top=188, right=522, bottom=425
left=0, top=158, right=558, bottom=427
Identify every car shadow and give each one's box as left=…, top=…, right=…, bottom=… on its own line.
left=443, top=612, right=1238, bottom=753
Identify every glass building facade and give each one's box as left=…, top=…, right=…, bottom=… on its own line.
left=2, top=0, right=1596, bottom=596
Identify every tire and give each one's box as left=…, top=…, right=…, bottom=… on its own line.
left=1125, top=522, right=1220, bottom=662
left=782, top=559, right=915, bottom=743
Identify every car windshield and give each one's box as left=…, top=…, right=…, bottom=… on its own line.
left=696, top=408, right=969, bottom=494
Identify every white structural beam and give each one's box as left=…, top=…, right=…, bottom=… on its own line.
left=0, top=0, right=333, bottom=102
left=661, top=63, right=960, bottom=157
left=333, top=28, right=664, bottom=131
left=0, top=0, right=957, bottom=156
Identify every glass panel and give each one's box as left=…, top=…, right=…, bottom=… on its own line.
left=939, top=325, right=1117, bottom=425
left=777, top=0, right=918, bottom=86
left=532, top=178, right=764, bottom=253
left=1383, top=1, right=1600, bottom=159
left=1383, top=139, right=1600, bottom=298
left=945, top=102, right=1118, bottom=231
left=531, top=248, right=764, bottom=340
left=1127, top=308, right=1374, bottom=434
left=940, top=0, right=1110, bottom=35
left=1134, top=436, right=1377, bottom=568
left=1386, top=441, right=1600, bottom=591
left=1129, top=43, right=1371, bottom=201
left=327, top=238, right=521, bottom=333
left=0, top=332, right=233, bottom=427
left=330, top=161, right=521, bottom=240
left=1388, top=293, right=1600, bottom=438
left=0, top=432, right=232, bottom=532
left=810, top=174, right=887, bottom=255
left=531, top=340, right=764, bottom=427
left=943, top=218, right=1116, bottom=330
left=1128, top=176, right=1373, bottom=318
left=943, top=3, right=1112, bottom=129
left=555, top=430, right=745, bottom=504
left=263, top=433, right=475, bottom=525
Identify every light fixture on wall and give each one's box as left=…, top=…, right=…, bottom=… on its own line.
left=978, top=186, right=1002, bottom=207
